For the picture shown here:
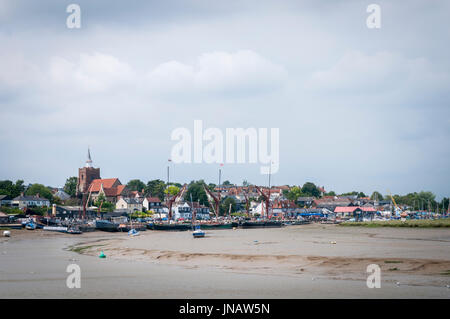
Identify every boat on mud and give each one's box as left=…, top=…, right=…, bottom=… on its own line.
left=150, top=222, right=192, bottom=231
left=118, top=223, right=147, bottom=232
left=192, top=225, right=205, bottom=238
left=198, top=222, right=234, bottom=230
left=241, top=220, right=283, bottom=228
left=43, top=226, right=68, bottom=232
left=66, top=226, right=82, bottom=234
left=95, top=220, right=119, bottom=232
left=25, top=222, right=37, bottom=230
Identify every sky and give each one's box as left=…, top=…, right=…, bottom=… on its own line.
left=0, top=0, right=449, bottom=199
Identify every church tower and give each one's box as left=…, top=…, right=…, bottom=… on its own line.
left=77, top=147, right=101, bottom=195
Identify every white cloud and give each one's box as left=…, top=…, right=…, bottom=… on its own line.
left=146, top=50, right=286, bottom=96
left=306, top=51, right=449, bottom=95
left=49, top=52, right=133, bottom=92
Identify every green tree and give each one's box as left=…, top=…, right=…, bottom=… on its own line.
left=127, top=179, right=146, bottom=192
left=370, top=191, right=384, bottom=201
left=63, top=177, right=78, bottom=197
left=285, top=186, right=304, bottom=201
left=220, top=197, right=236, bottom=216
left=184, top=180, right=209, bottom=206
left=301, top=182, right=320, bottom=197
left=94, top=193, right=114, bottom=212
left=145, top=179, right=166, bottom=200
left=0, top=180, right=25, bottom=198
left=26, top=184, right=53, bottom=201
left=52, top=196, right=63, bottom=205
left=165, top=185, right=180, bottom=197
left=222, top=180, right=231, bottom=186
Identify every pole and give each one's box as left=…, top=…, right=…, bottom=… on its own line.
left=167, top=166, right=170, bottom=220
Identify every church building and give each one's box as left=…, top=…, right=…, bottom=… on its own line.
left=76, top=148, right=128, bottom=203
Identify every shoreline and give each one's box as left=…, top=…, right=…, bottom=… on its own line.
left=1, top=224, right=450, bottom=298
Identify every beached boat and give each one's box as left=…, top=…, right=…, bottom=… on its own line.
left=118, top=223, right=147, bottom=232
left=152, top=223, right=191, bottom=231
left=241, top=220, right=283, bottom=228
left=192, top=225, right=205, bottom=238
left=66, top=226, right=82, bottom=234
left=25, top=222, right=37, bottom=230
left=199, top=222, right=233, bottom=230
left=78, top=224, right=96, bottom=232
left=0, top=223, right=23, bottom=229
left=128, top=228, right=140, bottom=236
left=264, top=220, right=283, bottom=228
left=95, top=220, right=119, bottom=232
left=43, top=226, right=68, bottom=232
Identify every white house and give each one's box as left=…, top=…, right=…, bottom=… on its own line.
left=173, top=202, right=192, bottom=220
left=12, top=195, right=50, bottom=209
left=115, top=198, right=143, bottom=213
left=143, top=197, right=164, bottom=212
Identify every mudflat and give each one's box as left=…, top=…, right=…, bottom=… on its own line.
left=1, top=224, right=449, bottom=298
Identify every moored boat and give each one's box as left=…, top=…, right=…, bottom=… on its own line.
left=43, top=226, right=68, bottom=232
left=152, top=223, right=191, bottom=231
left=0, top=223, right=23, bottom=229
left=66, top=226, right=82, bottom=234
left=192, top=225, right=205, bottom=238
left=95, top=220, right=119, bottom=232
left=25, top=222, right=37, bottom=230
left=241, top=220, right=283, bottom=228
left=199, top=222, right=233, bottom=230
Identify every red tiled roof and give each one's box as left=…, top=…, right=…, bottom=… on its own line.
left=334, top=206, right=358, bottom=213
left=103, top=185, right=126, bottom=197
left=88, top=178, right=121, bottom=193
left=334, top=206, right=376, bottom=213
left=146, top=197, right=161, bottom=203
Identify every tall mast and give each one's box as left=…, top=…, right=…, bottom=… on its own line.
left=166, top=165, right=170, bottom=220
left=267, top=163, right=271, bottom=218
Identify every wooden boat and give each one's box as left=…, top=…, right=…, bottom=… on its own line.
left=66, top=226, right=82, bottom=234
left=152, top=223, right=191, bottom=231
left=43, top=226, right=68, bottom=232
left=78, top=224, right=96, bottom=232
left=95, top=220, right=119, bottom=232
left=264, top=220, right=283, bottom=228
left=241, top=220, right=283, bottom=228
left=118, top=223, right=147, bottom=232
left=199, top=222, right=233, bottom=230
left=0, top=223, right=23, bottom=229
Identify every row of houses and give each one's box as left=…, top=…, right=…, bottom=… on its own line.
left=0, top=194, right=51, bottom=209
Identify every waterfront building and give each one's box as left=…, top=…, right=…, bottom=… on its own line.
left=11, top=194, right=50, bottom=208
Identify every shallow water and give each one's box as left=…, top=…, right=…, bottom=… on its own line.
left=0, top=226, right=449, bottom=298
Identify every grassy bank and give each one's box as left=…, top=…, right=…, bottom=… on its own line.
left=339, top=218, right=450, bottom=228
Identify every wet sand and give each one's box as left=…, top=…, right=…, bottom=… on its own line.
left=1, top=224, right=449, bottom=298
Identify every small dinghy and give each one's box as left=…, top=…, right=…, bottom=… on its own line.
left=192, top=225, right=205, bottom=238
left=66, top=226, right=82, bottom=234
left=43, top=226, right=68, bottom=233
left=128, top=228, right=140, bottom=236
left=25, top=222, right=36, bottom=230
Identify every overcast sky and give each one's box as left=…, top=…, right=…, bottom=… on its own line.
left=0, top=0, right=449, bottom=198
